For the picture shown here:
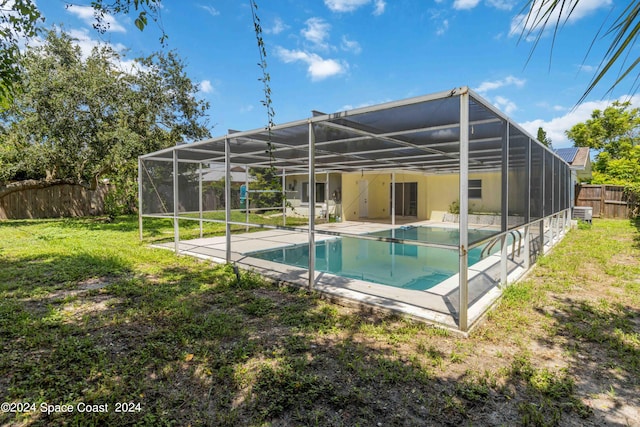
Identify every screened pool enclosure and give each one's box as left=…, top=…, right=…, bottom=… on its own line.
left=139, top=87, right=571, bottom=333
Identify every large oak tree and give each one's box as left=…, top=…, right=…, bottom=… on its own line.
left=0, top=30, right=210, bottom=211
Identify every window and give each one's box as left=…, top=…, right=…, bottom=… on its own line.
left=302, top=182, right=326, bottom=203
left=468, top=179, right=482, bottom=199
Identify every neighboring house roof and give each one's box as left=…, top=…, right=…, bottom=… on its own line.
left=554, top=147, right=592, bottom=180
left=202, top=165, right=255, bottom=183
left=555, top=147, right=579, bottom=164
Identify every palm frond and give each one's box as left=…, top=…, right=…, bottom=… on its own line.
left=521, top=0, right=640, bottom=103
left=579, top=1, right=640, bottom=103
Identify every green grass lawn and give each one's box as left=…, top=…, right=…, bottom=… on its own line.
left=0, top=216, right=639, bottom=426
left=141, top=210, right=311, bottom=244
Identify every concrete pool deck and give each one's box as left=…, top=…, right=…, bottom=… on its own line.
left=152, top=220, right=559, bottom=333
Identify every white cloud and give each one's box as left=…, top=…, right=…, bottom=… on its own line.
left=301, top=17, right=331, bottom=50
left=66, top=28, right=126, bottom=59
left=341, top=36, right=361, bottom=54
left=325, top=0, right=370, bottom=12
left=265, top=17, right=287, bottom=35
left=510, top=0, right=612, bottom=38
left=199, top=5, right=220, bottom=17
left=493, top=95, right=518, bottom=115
left=275, top=47, right=346, bottom=81
left=521, top=95, right=640, bottom=147
left=117, top=60, right=146, bottom=75
left=50, top=28, right=143, bottom=75
left=475, top=75, right=526, bottom=93
left=577, top=64, right=597, bottom=73
left=324, top=0, right=386, bottom=14
left=486, top=0, right=516, bottom=11
left=428, top=9, right=449, bottom=36
left=240, top=105, right=254, bottom=113
left=536, top=101, right=566, bottom=112
left=373, top=0, right=386, bottom=16
left=436, top=19, right=449, bottom=36
left=473, top=76, right=526, bottom=116
left=1, top=1, right=35, bottom=40
left=453, top=0, right=481, bottom=11
left=200, top=80, right=214, bottom=94
left=66, top=5, right=126, bottom=33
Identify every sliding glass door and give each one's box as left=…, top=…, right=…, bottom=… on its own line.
left=391, top=182, right=417, bottom=217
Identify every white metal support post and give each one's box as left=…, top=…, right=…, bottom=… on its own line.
left=282, top=168, right=287, bottom=226
left=524, top=225, right=530, bottom=270
left=459, top=89, right=470, bottom=333
left=199, top=162, right=203, bottom=238
left=138, top=157, right=143, bottom=241
left=500, top=122, right=509, bottom=288
left=308, top=121, right=316, bottom=290
left=325, top=171, right=330, bottom=222
left=524, top=139, right=531, bottom=270
left=551, top=157, right=555, bottom=245
left=245, top=165, right=250, bottom=232
left=540, top=154, right=546, bottom=257
left=225, top=137, right=232, bottom=263
left=391, top=172, right=396, bottom=268
left=539, top=218, right=545, bottom=256
left=391, top=172, right=396, bottom=227
left=172, top=149, right=180, bottom=254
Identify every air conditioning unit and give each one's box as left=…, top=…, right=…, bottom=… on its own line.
left=573, top=206, right=592, bottom=223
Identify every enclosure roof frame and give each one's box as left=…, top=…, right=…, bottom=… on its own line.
left=140, top=86, right=568, bottom=174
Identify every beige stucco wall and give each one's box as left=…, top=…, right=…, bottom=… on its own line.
left=425, top=171, right=502, bottom=217
left=340, top=170, right=503, bottom=221
left=341, top=173, right=365, bottom=220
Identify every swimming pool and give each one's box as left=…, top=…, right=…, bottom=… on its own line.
left=247, top=226, right=502, bottom=290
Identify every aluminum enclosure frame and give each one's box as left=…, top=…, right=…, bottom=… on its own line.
left=139, top=86, right=572, bottom=333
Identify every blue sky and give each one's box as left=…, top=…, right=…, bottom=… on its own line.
left=35, top=0, right=639, bottom=148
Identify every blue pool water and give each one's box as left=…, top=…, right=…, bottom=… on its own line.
left=248, top=226, right=501, bottom=291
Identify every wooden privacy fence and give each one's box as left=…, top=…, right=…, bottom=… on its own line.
left=575, top=184, right=637, bottom=219
left=0, top=180, right=110, bottom=220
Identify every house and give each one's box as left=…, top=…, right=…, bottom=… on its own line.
left=202, top=164, right=255, bottom=184
left=554, top=147, right=592, bottom=206
left=283, top=169, right=505, bottom=223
